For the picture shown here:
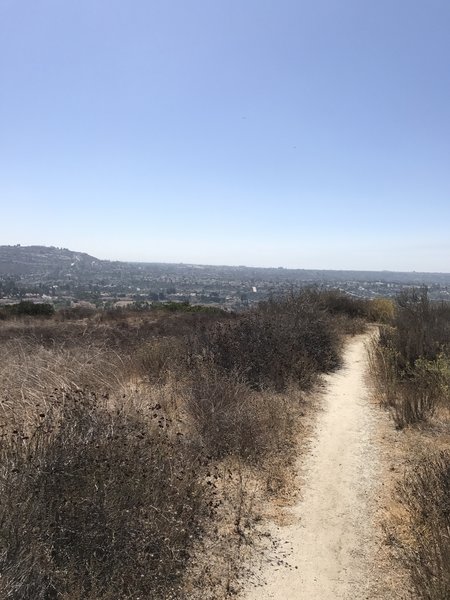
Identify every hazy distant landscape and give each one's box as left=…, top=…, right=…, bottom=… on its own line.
left=1, top=245, right=450, bottom=310
left=2, top=0, right=450, bottom=597
left=2, top=258, right=449, bottom=599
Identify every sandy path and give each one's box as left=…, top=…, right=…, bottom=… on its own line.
left=244, top=332, right=385, bottom=600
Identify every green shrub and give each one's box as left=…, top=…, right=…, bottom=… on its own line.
left=1, top=301, right=55, bottom=318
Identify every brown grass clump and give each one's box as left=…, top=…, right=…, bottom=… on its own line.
left=131, top=336, right=186, bottom=382
left=0, top=339, right=127, bottom=429
left=398, top=450, right=450, bottom=600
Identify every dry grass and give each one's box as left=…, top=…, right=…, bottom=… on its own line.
left=0, top=339, right=127, bottom=430
left=0, top=390, right=210, bottom=600
left=369, top=291, right=450, bottom=429
left=369, top=290, right=450, bottom=600
left=184, top=365, right=302, bottom=469
left=0, top=291, right=365, bottom=598
left=394, top=449, right=450, bottom=600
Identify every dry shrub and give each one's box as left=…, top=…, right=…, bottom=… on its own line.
left=368, top=334, right=399, bottom=406
left=311, top=289, right=370, bottom=319
left=183, top=457, right=268, bottom=600
left=0, top=289, right=355, bottom=598
left=370, top=340, right=450, bottom=428
left=368, top=297, right=396, bottom=323
left=333, top=314, right=367, bottom=336
left=370, top=291, right=450, bottom=428
left=391, top=384, right=436, bottom=430
left=308, top=289, right=395, bottom=326
left=370, top=292, right=450, bottom=599
left=399, top=450, right=450, bottom=599
left=399, top=356, right=450, bottom=424
left=55, top=306, right=97, bottom=320
left=0, top=390, right=211, bottom=600
left=394, top=289, right=450, bottom=368
left=190, top=291, right=342, bottom=392
left=185, top=365, right=300, bottom=465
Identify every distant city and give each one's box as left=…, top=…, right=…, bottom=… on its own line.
left=1, top=245, right=449, bottom=311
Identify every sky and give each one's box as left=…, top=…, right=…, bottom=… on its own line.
left=1, top=0, right=449, bottom=271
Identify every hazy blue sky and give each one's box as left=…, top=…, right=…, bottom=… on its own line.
left=1, top=0, right=449, bottom=271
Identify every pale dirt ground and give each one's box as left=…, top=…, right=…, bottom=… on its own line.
left=242, top=332, right=413, bottom=600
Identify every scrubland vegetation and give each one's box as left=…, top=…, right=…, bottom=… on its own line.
left=370, top=289, right=450, bottom=600
left=0, top=290, right=379, bottom=599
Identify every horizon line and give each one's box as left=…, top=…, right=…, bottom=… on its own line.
left=3, top=244, right=450, bottom=277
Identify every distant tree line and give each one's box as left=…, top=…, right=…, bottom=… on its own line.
left=0, top=301, right=54, bottom=319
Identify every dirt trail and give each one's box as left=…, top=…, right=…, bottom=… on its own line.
left=244, top=332, right=392, bottom=600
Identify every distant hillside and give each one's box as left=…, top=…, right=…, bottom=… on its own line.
left=0, top=245, right=102, bottom=277
left=0, top=245, right=449, bottom=287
